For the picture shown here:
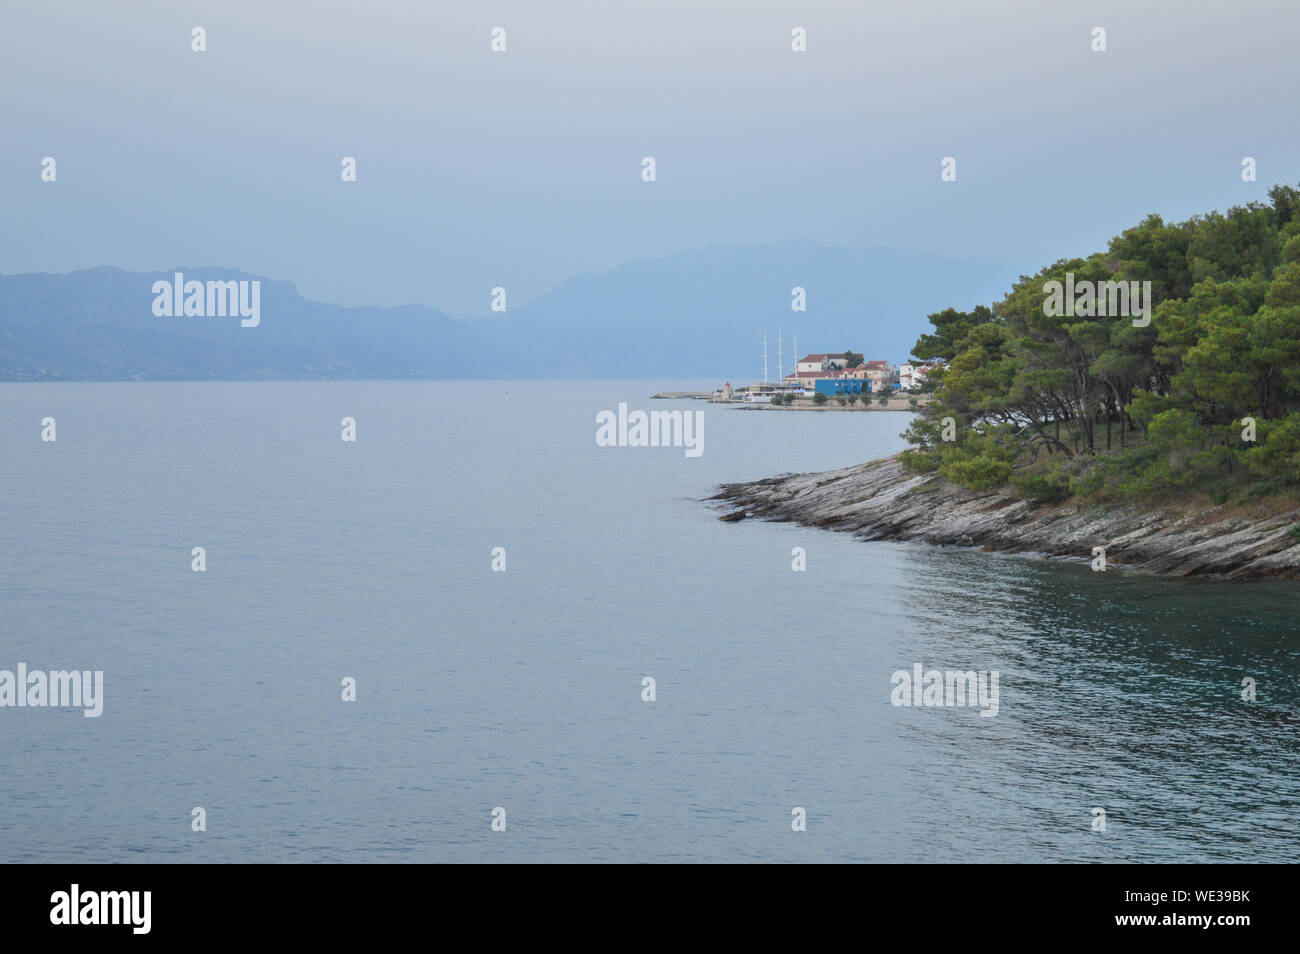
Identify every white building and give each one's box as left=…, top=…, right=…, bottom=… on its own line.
left=898, top=363, right=934, bottom=390
left=797, top=352, right=857, bottom=374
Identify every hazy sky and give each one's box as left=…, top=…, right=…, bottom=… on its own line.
left=3, top=0, right=1298, bottom=314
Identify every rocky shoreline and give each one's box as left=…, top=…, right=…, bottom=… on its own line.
left=713, top=454, right=1300, bottom=580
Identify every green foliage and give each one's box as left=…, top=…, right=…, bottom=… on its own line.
left=1281, top=233, right=1300, bottom=265
left=900, top=448, right=941, bottom=474
left=813, top=391, right=827, bottom=405
left=941, top=453, right=1011, bottom=491
left=1246, top=413, right=1300, bottom=476
left=905, top=181, right=1300, bottom=505
left=912, top=305, right=996, bottom=362
left=1010, top=469, right=1072, bottom=502
left=934, top=432, right=1016, bottom=491
left=1187, top=204, right=1282, bottom=285
left=1068, top=468, right=1107, bottom=498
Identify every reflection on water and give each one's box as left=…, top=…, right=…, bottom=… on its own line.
left=893, top=549, right=1300, bottom=861
left=0, top=381, right=1295, bottom=862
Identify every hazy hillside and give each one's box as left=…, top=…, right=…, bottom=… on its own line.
left=0, top=245, right=1029, bottom=381
left=472, top=241, right=1028, bottom=381
left=0, top=266, right=495, bottom=381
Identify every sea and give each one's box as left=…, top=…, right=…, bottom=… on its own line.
left=1, top=380, right=1297, bottom=862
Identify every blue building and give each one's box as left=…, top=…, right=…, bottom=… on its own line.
left=814, top=379, right=862, bottom=396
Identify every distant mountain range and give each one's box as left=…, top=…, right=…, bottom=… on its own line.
left=0, top=243, right=1029, bottom=381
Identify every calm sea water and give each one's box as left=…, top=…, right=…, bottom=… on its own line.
left=1, top=380, right=1297, bottom=863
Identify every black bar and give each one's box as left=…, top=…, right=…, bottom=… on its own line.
left=2, top=864, right=1276, bottom=940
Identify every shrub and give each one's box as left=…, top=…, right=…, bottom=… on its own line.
left=813, top=392, right=828, bottom=405
left=941, top=452, right=1012, bottom=491
left=900, top=448, right=941, bottom=474
left=1011, top=470, right=1072, bottom=502
left=1246, top=413, right=1300, bottom=479
left=1068, top=470, right=1107, bottom=498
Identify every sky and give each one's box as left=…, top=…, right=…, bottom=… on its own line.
left=3, top=0, right=1299, bottom=315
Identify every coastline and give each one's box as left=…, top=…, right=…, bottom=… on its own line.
left=713, top=453, right=1300, bottom=580
left=651, top=390, right=919, bottom=410
left=728, top=400, right=914, bottom=411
